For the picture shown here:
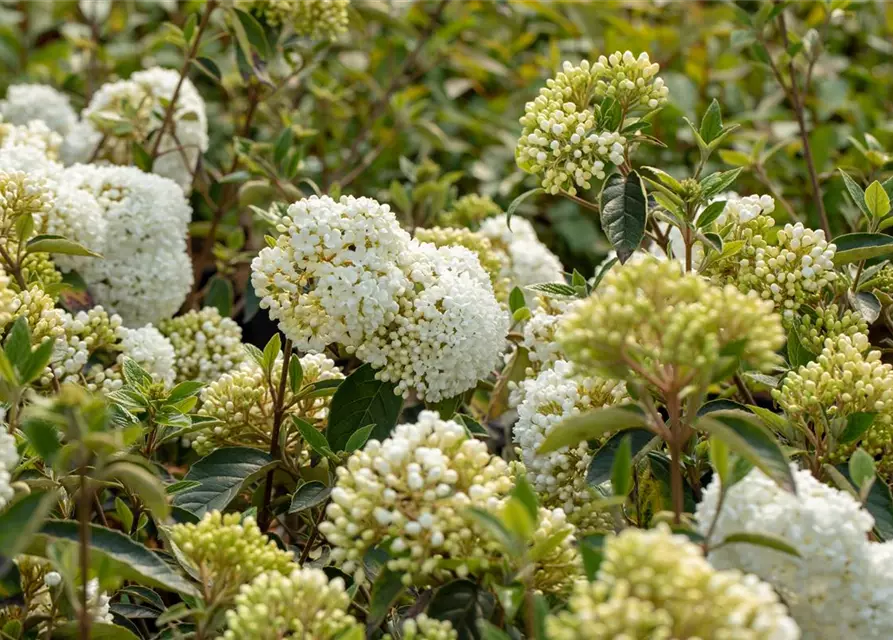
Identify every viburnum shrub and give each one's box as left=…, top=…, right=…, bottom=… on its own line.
left=2, top=1, right=893, bottom=638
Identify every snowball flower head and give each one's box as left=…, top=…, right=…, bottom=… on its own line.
left=513, top=360, right=625, bottom=532
left=194, top=352, right=343, bottom=456
left=159, top=307, right=244, bottom=383
left=0, top=430, right=18, bottom=510
left=319, top=411, right=515, bottom=586
left=219, top=567, right=361, bottom=640
left=0, top=84, right=78, bottom=135
left=118, top=325, right=176, bottom=386
left=696, top=465, right=893, bottom=639
left=547, top=524, right=800, bottom=639
left=0, top=118, right=62, bottom=160
left=357, top=241, right=508, bottom=401
left=169, top=512, right=294, bottom=592
left=63, top=164, right=193, bottom=326
left=251, top=195, right=411, bottom=352
left=559, top=257, right=785, bottom=385
left=62, top=67, right=208, bottom=191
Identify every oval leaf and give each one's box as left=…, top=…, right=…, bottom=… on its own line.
left=713, top=531, right=800, bottom=557
left=288, top=481, right=332, bottom=513
left=538, top=405, right=648, bottom=454
left=171, top=447, right=275, bottom=517
left=26, top=234, right=101, bottom=258
left=832, top=233, right=893, bottom=266
left=326, top=364, right=403, bottom=451
left=600, top=171, right=646, bottom=263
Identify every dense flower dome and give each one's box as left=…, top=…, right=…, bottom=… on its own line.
left=547, top=524, right=800, bottom=639
left=159, top=306, right=244, bottom=383
left=513, top=359, right=624, bottom=532
left=63, top=164, right=193, bottom=326
left=478, top=214, right=565, bottom=297
left=0, top=84, right=78, bottom=135
left=696, top=465, right=893, bottom=639
left=62, top=67, right=208, bottom=191
left=219, top=567, right=361, bottom=640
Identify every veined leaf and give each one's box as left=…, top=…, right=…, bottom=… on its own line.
left=832, top=233, right=893, bottom=266
left=599, top=171, right=647, bottom=263
left=171, top=447, right=275, bottom=517
left=326, top=364, right=402, bottom=451
left=538, top=405, right=648, bottom=454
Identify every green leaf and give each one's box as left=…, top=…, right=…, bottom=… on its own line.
left=865, top=181, right=892, bottom=219
left=293, top=416, right=335, bottom=458
left=599, top=171, right=647, bottom=263
left=428, top=579, right=491, bottom=640
left=700, top=168, right=743, bottom=198
left=367, top=568, right=405, bottom=627
left=840, top=412, right=877, bottom=444
left=0, top=491, right=58, bottom=562
left=167, top=380, right=204, bottom=404
left=288, top=355, right=304, bottom=395
left=538, top=405, right=648, bottom=454
left=273, top=127, right=294, bottom=168
left=456, top=414, right=488, bottom=438
left=262, top=333, right=281, bottom=376
left=610, top=434, right=633, bottom=496
left=696, top=200, right=727, bottom=229
left=54, top=622, right=141, bottom=640
left=28, top=521, right=198, bottom=596
left=505, top=188, right=544, bottom=227
left=326, top=363, right=403, bottom=451
left=171, top=447, right=275, bottom=517
left=26, top=234, right=101, bottom=257
left=837, top=464, right=893, bottom=541
left=426, top=394, right=463, bottom=420
left=164, top=480, right=201, bottom=495
left=204, top=277, right=233, bottom=318
left=511, top=475, right=538, bottom=521
left=288, top=481, right=331, bottom=513
left=232, top=8, right=269, bottom=60
left=850, top=447, right=876, bottom=490
left=21, top=418, right=61, bottom=464
left=122, top=358, right=153, bottom=389
left=103, top=462, right=169, bottom=520
left=477, top=621, right=511, bottom=640
left=695, top=410, right=795, bottom=492
left=508, top=286, right=526, bottom=313
left=586, top=428, right=654, bottom=487
left=786, top=326, right=816, bottom=368
left=192, top=56, right=221, bottom=83
left=5, top=316, right=31, bottom=375
left=710, top=437, right=730, bottom=483
left=832, top=233, right=893, bottom=266
left=579, top=534, right=605, bottom=580
left=592, top=257, right=618, bottom=291
left=839, top=169, right=871, bottom=217
left=712, top=531, right=800, bottom=557
left=525, top=282, right=577, bottom=299
left=699, top=99, right=723, bottom=144
left=642, top=166, right=683, bottom=192
left=344, top=423, right=376, bottom=452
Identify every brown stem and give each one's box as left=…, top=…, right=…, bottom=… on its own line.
left=733, top=373, right=756, bottom=406
left=149, top=0, right=217, bottom=160
left=560, top=190, right=601, bottom=214
left=665, top=393, right=684, bottom=524
left=78, top=466, right=92, bottom=640
left=774, top=8, right=830, bottom=236
left=298, top=507, right=324, bottom=565
left=259, top=338, right=293, bottom=530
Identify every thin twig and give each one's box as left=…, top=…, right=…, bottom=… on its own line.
left=149, top=0, right=217, bottom=160
left=259, top=338, right=293, bottom=531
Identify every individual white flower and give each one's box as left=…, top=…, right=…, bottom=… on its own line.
left=119, top=325, right=176, bottom=386
left=513, top=360, right=624, bottom=532
left=252, top=195, right=412, bottom=353
left=358, top=241, right=508, bottom=401
left=696, top=465, right=893, bottom=638
left=0, top=84, right=78, bottom=135
left=62, top=67, right=208, bottom=192
left=0, top=430, right=18, bottom=510
left=43, top=571, right=62, bottom=588
left=478, top=214, right=564, bottom=299
left=63, top=164, right=192, bottom=326
left=86, top=578, right=113, bottom=623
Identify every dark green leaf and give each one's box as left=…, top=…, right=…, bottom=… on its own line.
left=832, top=233, right=893, bottom=265
left=294, top=416, right=335, bottom=458
left=839, top=169, right=870, bottom=217
left=21, top=418, right=61, bottom=463
left=204, top=277, right=233, bottom=318
left=54, top=622, right=141, bottom=640
left=171, top=447, right=275, bottom=516
left=326, top=364, right=403, bottom=451
left=837, top=464, right=893, bottom=541
left=840, top=412, right=876, bottom=444
left=344, top=423, right=376, bottom=452
left=288, top=356, right=304, bottom=395
left=610, top=435, right=633, bottom=496
left=0, top=492, right=58, bottom=562
left=700, top=168, right=743, bottom=198
left=699, top=99, right=723, bottom=144
left=787, top=327, right=815, bottom=368
left=506, top=188, right=544, bottom=227
left=428, top=579, right=490, bottom=640
left=586, top=428, right=654, bottom=487
left=599, top=171, right=647, bottom=263
left=288, top=481, right=331, bottom=513
left=696, top=200, right=727, bottom=229
left=28, top=521, right=198, bottom=596
left=695, top=410, right=795, bottom=492
left=367, top=568, right=405, bottom=627
left=167, top=381, right=204, bottom=404
left=426, top=394, right=463, bottom=420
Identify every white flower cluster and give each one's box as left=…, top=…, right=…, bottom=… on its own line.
left=160, top=307, right=244, bottom=383
left=714, top=193, right=776, bottom=228
left=253, top=196, right=507, bottom=401
left=119, top=325, right=176, bottom=386
left=591, top=51, right=669, bottom=109
left=0, top=118, right=62, bottom=161
left=513, top=360, right=624, bottom=533
left=696, top=465, right=893, bottom=638
left=0, top=430, right=18, bottom=510
left=220, top=567, right=361, bottom=640
left=63, top=164, right=193, bottom=326
left=0, top=84, right=78, bottom=135
left=62, top=67, right=208, bottom=192
left=319, top=411, right=514, bottom=586
left=478, top=214, right=564, bottom=299
left=520, top=296, right=582, bottom=373
left=86, top=578, right=113, bottom=623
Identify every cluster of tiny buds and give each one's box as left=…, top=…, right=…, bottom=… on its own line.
left=591, top=51, right=668, bottom=109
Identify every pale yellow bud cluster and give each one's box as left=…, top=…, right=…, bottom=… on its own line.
left=794, top=304, right=868, bottom=355
left=559, top=258, right=785, bottom=386
left=436, top=194, right=501, bottom=229
left=547, top=525, right=800, bottom=639
left=218, top=567, right=361, bottom=640
left=159, top=306, right=244, bottom=383
left=238, top=0, right=349, bottom=40
left=386, top=615, right=457, bottom=640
